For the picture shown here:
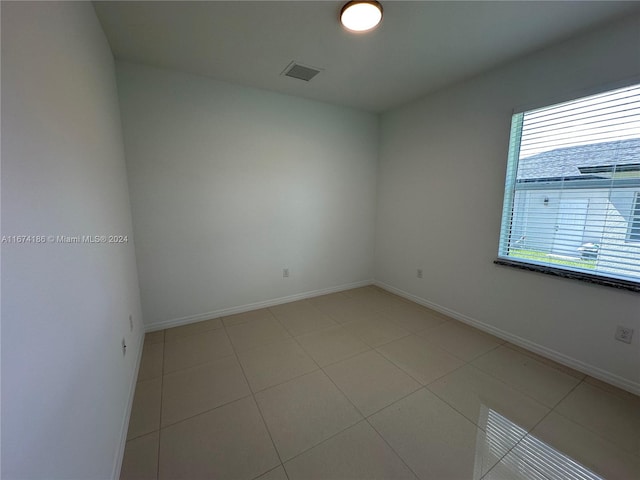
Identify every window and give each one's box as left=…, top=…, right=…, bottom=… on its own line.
left=497, top=83, right=640, bottom=287
left=629, top=193, right=640, bottom=242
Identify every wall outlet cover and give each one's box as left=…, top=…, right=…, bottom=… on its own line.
left=615, top=326, right=634, bottom=344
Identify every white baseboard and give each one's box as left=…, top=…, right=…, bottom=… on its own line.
left=144, top=279, right=374, bottom=333
left=112, top=332, right=145, bottom=480
left=375, top=281, right=640, bottom=397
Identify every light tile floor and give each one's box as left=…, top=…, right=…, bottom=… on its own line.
left=121, top=286, right=640, bottom=480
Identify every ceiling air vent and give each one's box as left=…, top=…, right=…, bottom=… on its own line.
left=281, top=62, right=322, bottom=82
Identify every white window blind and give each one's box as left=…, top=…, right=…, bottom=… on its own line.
left=498, top=83, right=640, bottom=285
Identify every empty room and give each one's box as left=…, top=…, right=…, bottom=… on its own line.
left=2, top=1, right=640, bottom=479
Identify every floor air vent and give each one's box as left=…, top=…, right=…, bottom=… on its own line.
left=282, top=62, right=321, bottom=82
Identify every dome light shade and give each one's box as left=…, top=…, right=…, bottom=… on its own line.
left=340, top=1, right=383, bottom=32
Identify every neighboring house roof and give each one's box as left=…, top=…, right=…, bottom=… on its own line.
left=517, top=138, right=640, bottom=181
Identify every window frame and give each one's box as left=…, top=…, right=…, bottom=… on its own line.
left=627, top=192, right=640, bottom=243
left=495, top=83, right=640, bottom=293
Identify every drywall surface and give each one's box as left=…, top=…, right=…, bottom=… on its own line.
left=376, top=14, right=640, bottom=391
left=116, top=62, right=378, bottom=328
left=1, top=2, right=143, bottom=478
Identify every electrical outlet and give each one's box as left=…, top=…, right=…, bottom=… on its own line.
left=121, top=337, right=127, bottom=356
left=615, top=326, right=634, bottom=344
left=283, top=268, right=290, bottom=278
left=129, top=314, right=133, bottom=332
left=417, top=269, right=423, bottom=279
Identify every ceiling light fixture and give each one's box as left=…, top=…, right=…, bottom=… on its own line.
left=340, top=1, right=383, bottom=33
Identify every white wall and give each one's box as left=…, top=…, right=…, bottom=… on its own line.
left=1, top=3, right=143, bottom=478
left=116, top=62, right=378, bottom=329
left=375, top=14, right=640, bottom=392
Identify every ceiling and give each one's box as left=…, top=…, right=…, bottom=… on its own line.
left=94, top=1, right=640, bottom=113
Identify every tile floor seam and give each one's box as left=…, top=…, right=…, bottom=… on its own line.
left=316, top=359, right=421, bottom=479
left=373, top=337, right=470, bottom=387
left=299, top=343, right=374, bottom=369
left=233, top=314, right=325, bottom=394
left=290, top=322, right=352, bottom=341
left=161, top=352, right=238, bottom=377
left=283, top=318, right=373, bottom=365
left=284, top=325, right=323, bottom=370
left=223, top=309, right=279, bottom=328
left=584, top=376, right=640, bottom=401
left=359, top=330, right=413, bottom=350
left=549, top=378, right=640, bottom=458
left=548, top=407, right=640, bottom=459
left=157, top=392, right=254, bottom=430
left=234, top=336, right=304, bottom=359
left=477, top=431, right=548, bottom=480
left=322, top=304, right=386, bottom=324
left=245, top=364, right=322, bottom=395
left=125, top=429, right=160, bottom=443
left=129, top=293, right=637, bottom=479
left=360, top=383, right=425, bottom=420
left=358, top=332, right=412, bottom=350
left=156, top=336, right=165, bottom=480
left=423, top=363, right=551, bottom=431
left=221, top=320, right=291, bottom=480
left=228, top=332, right=294, bottom=356
left=501, top=342, right=587, bottom=381
left=163, top=353, right=235, bottom=376
left=362, top=416, right=422, bottom=480
left=421, top=334, right=504, bottom=364
left=583, top=375, right=640, bottom=401
left=163, top=324, right=224, bottom=344
left=251, top=465, right=285, bottom=480
left=478, top=379, right=587, bottom=480
left=277, top=419, right=371, bottom=472
left=414, top=383, right=514, bottom=438
left=469, top=348, right=583, bottom=409
left=268, top=305, right=327, bottom=340
left=477, top=433, right=533, bottom=479
left=269, top=320, right=393, bottom=470
left=318, top=366, right=368, bottom=421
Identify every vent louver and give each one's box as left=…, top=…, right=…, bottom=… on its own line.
left=282, top=62, right=321, bottom=82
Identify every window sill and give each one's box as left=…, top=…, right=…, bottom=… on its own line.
left=494, top=258, right=640, bottom=293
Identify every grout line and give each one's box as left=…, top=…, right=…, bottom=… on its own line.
left=283, top=418, right=375, bottom=467
left=161, top=352, right=237, bottom=377
left=163, top=322, right=223, bottom=344
left=303, top=336, right=422, bottom=479
left=155, top=337, right=165, bottom=480
left=308, top=345, right=374, bottom=369
left=501, top=342, right=587, bottom=381
left=250, top=464, right=286, bottom=480
left=221, top=320, right=291, bottom=480
left=126, top=292, right=428, bottom=475
left=156, top=393, right=254, bottom=430
left=271, top=320, right=380, bottom=467
left=479, top=376, right=587, bottom=479
left=267, top=306, right=377, bottom=371
left=469, top=348, right=584, bottom=411
left=147, top=288, right=591, bottom=479
left=364, top=417, right=422, bottom=480
left=372, top=334, right=468, bottom=387
left=547, top=377, right=640, bottom=457
left=222, top=308, right=280, bottom=328
left=424, top=363, right=546, bottom=423
left=362, top=383, right=424, bottom=419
